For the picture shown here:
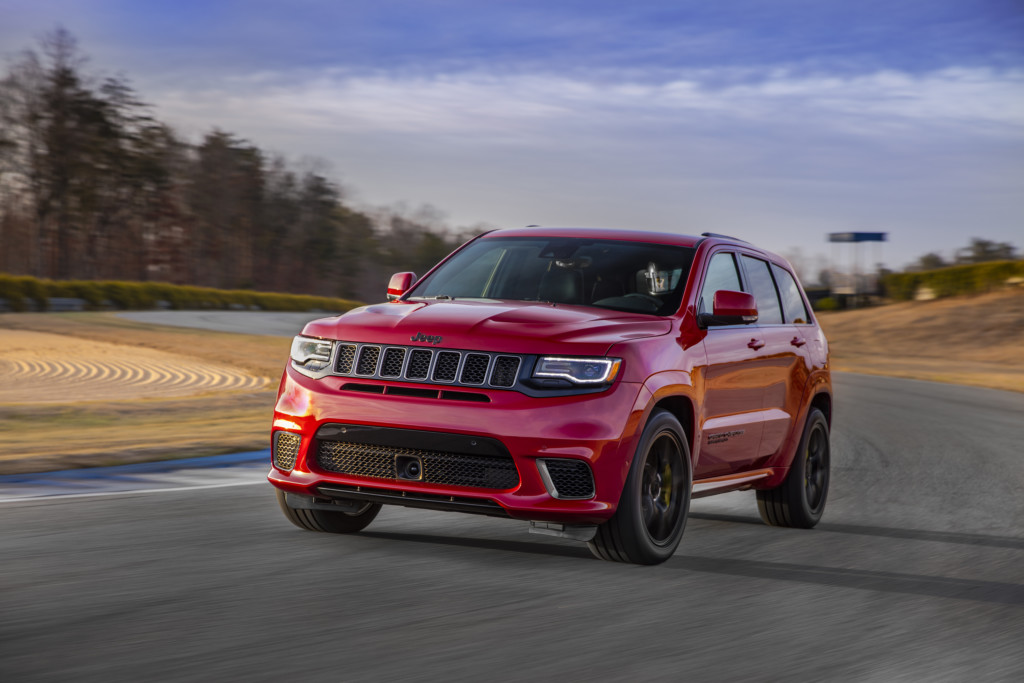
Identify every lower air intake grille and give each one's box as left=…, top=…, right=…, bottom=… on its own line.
left=317, top=441, right=519, bottom=490
left=273, top=431, right=301, bottom=471
left=543, top=459, right=595, bottom=499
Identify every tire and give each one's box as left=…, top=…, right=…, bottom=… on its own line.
left=588, top=409, right=692, bottom=565
left=276, top=489, right=382, bottom=534
left=757, top=408, right=830, bottom=528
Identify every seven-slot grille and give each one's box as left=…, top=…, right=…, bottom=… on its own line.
left=317, top=441, right=520, bottom=490
left=333, top=343, right=522, bottom=389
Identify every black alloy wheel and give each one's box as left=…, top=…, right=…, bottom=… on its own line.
left=756, top=407, right=830, bottom=528
left=589, top=409, right=691, bottom=565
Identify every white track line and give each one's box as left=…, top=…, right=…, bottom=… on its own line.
left=0, top=479, right=267, bottom=503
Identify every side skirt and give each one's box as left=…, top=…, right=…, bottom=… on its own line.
left=691, top=469, right=774, bottom=499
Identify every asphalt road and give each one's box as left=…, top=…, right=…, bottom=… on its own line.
left=119, top=310, right=329, bottom=337
left=2, top=372, right=1022, bottom=681
left=14, top=306, right=1024, bottom=679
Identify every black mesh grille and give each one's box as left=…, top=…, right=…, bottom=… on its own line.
left=381, top=348, right=406, bottom=377
left=460, top=354, right=489, bottom=384
left=490, top=356, right=521, bottom=387
left=407, top=349, right=432, bottom=379
left=318, top=441, right=397, bottom=479
left=433, top=351, right=460, bottom=381
left=544, top=459, right=595, bottom=498
left=356, top=346, right=381, bottom=375
left=316, top=441, right=519, bottom=489
left=273, top=431, right=301, bottom=471
left=335, top=345, right=356, bottom=374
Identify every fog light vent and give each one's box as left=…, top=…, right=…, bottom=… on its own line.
left=539, top=458, right=595, bottom=499
left=273, top=431, right=302, bottom=471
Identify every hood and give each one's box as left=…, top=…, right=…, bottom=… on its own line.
left=302, top=300, right=672, bottom=356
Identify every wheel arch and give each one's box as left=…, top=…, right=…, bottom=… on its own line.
left=638, top=371, right=699, bottom=464
left=651, top=394, right=696, bottom=460
left=808, top=388, right=832, bottom=427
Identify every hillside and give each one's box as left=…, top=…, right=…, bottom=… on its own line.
left=817, top=288, right=1024, bottom=392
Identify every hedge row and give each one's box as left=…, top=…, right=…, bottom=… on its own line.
left=882, top=260, right=1024, bottom=301
left=0, top=274, right=363, bottom=313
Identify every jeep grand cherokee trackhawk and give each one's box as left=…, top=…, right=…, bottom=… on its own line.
left=269, top=228, right=832, bottom=565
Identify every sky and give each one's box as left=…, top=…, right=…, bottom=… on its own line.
left=2, top=0, right=1023, bottom=273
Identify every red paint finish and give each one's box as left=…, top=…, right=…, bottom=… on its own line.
left=269, top=228, right=831, bottom=524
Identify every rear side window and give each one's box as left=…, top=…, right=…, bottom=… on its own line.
left=698, top=252, right=742, bottom=313
left=740, top=255, right=783, bottom=325
left=771, top=264, right=811, bottom=324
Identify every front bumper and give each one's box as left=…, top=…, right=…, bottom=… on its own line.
left=267, top=365, right=649, bottom=524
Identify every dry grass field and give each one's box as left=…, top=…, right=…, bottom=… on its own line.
left=1, top=289, right=1021, bottom=473
left=0, top=313, right=288, bottom=474
left=817, top=288, right=1024, bottom=393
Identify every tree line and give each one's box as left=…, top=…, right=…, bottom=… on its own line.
left=0, top=29, right=482, bottom=303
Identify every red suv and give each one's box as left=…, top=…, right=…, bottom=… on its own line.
left=269, top=228, right=832, bottom=564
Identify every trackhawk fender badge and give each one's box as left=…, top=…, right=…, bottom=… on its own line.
left=707, top=430, right=744, bottom=445
left=411, top=332, right=443, bottom=345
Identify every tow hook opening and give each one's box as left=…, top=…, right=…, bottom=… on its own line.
left=396, top=455, right=424, bottom=481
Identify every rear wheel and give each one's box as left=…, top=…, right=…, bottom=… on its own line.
left=757, top=408, right=830, bottom=528
left=276, top=489, right=382, bottom=534
left=588, top=409, right=691, bottom=565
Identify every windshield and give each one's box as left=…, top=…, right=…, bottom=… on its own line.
left=409, top=236, right=696, bottom=316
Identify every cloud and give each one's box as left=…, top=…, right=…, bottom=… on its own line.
left=155, top=66, right=1024, bottom=145
left=146, top=64, right=1023, bottom=267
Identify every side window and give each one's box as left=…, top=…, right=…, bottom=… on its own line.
left=698, top=252, right=742, bottom=313
left=771, top=263, right=811, bottom=324
left=740, top=255, right=783, bottom=325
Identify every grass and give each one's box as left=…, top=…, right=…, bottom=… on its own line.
left=0, top=312, right=286, bottom=474
left=816, top=288, right=1024, bottom=393
left=2, top=289, right=1022, bottom=473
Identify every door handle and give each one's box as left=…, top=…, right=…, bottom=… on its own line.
left=747, top=338, right=765, bottom=351
left=790, top=336, right=807, bottom=348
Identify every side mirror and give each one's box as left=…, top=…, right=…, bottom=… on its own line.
left=698, top=290, right=758, bottom=327
left=386, top=272, right=417, bottom=301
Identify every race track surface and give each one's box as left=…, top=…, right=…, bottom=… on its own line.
left=2, top=373, right=1022, bottom=679
left=119, top=310, right=327, bottom=337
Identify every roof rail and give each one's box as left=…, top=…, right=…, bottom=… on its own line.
left=700, top=232, right=749, bottom=243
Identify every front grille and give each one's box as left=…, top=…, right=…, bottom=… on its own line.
left=460, top=354, right=489, bottom=384
left=335, top=344, right=356, bottom=374
left=356, top=346, right=381, bottom=375
left=317, top=441, right=519, bottom=490
left=407, top=349, right=431, bottom=379
left=491, top=356, right=521, bottom=388
left=330, top=343, right=524, bottom=391
left=542, top=458, right=595, bottom=499
left=381, top=348, right=405, bottom=377
left=273, top=431, right=301, bottom=471
left=433, top=351, right=460, bottom=381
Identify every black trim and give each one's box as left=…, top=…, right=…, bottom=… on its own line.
left=315, top=484, right=509, bottom=518
left=700, top=231, right=750, bottom=243
left=315, top=423, right=510, bottom=459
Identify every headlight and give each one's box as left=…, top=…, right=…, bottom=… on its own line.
left=533, top=356, right=622, bottom=385
left=290, top=336, right=333, bottom=377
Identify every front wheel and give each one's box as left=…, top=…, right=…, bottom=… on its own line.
left=276, top=489, right=382, bottom=534
left=588, top=409, right=692, bottom=565
left=756, top=407, right=830, bottom=528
